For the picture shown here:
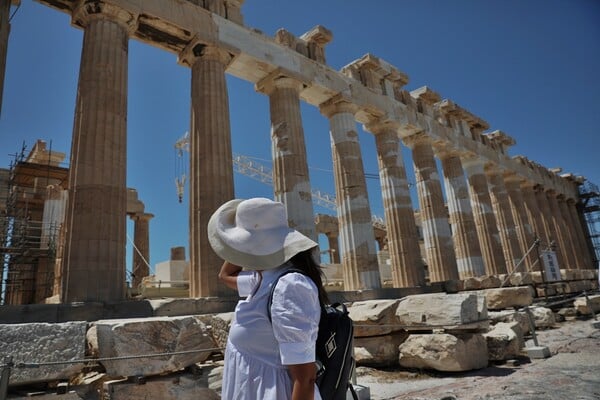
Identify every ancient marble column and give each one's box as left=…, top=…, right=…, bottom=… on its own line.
left=559, top=198, right=583, bottom=269
left=505, top=175, right=536, bottom=270
left=326, top=232, right=340, bottom=263
left=556, top=195, right=581, bottom=269
left=319, top=96, right=380, bottom=290
left=566, top=199, right=593, bottom=269
left=61, top=4, right=134, bottom=302
left=487, top=169, right=523, bottom=272
left=521, top=183, right=547, bottom=271
left=256, top=73, right=316, bottom=241
left=439, top=151, right=485, bottom=278
left=534, top=187, right=564, bottom=267
left=179, top=44, right=235, bottom=297
left=547, top=192, right=576, bottom=269
left=462, top=156, right=506, bottom=275
left=404, top=133, right=458, bottom=282
left=131, top=212, right=153, bottom=289
left=367, top=121, right=424, bottom=287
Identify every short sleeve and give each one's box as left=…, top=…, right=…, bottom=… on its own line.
left=236, top=271, right=261, bottom=297
left=271, top=273, right=320, bottom=365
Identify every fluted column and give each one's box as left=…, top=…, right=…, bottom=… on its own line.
left=534, top=187, right=565, bottom=267
left=462, top=156, right=506, bottom=275
left=404, top=133, right=458, bottom=282
left=320, top=96, right=380, bottom=290
left=179, top=43, right=234, bottom=297
left=547, top=192, right=576, bottom=269
left=62, top=4, right=134, bottom=302
left=567, top=199, right=593, bottom=269
left=131, top=212, right=153, bottom=289
left=367, top=121, right=424, bottom=287
left=556, top=195, right=581, bottom=269
left=438, top=151, right=484, bottom=278
left=487, top=169, right=523, bottom=271
left=505, top=175, right=536, bottom=270
left=521, top=183, right=547, bottom=270
left=256, top=73, right=316, bottom=241
left=326, top=233, right=340, bottom=263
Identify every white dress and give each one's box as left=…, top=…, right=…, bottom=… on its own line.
left=221, top=263, right=322, bottom=400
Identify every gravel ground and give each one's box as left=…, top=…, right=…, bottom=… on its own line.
left=356, top=317, right=600, bottom=400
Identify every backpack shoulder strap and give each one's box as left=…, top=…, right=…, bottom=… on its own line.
left=266, top=268, right=308, bottom=323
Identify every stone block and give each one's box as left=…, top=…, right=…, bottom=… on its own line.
left=529, top=306, right=556, bottom=329
left=88, top=316, right=215, bottom=378
left=0, top=321, right=87, bottom=386
left=484, top=322, right=523, bottom=361
left=477, top=275, right=501, bottom=289
left=443, top=279, right=464, bottom=293
left=395, top=293, right=485, bottom=329
left=530, top=271, right=544, bottom=284
left=354, top=331, right=409, bottom=367
left=525, top=345, right=551, bottom=359
left=565, top=280, right=589, bottom=293
left=574, top=294, right=600, bottom=315
left=484, top=286, right=533, bottom=310
left=149, top=297, right=238, bottom=316
left=561, top=269, right=575, bottom=281
left=488, top=310, right=530, bottom=335
left=348, top=299, right=400, bottom=337
left=103, top=372, right=220, bottom=399
left=509, top=272, right=533, bottom=286
left=398, top=333, right=488, bottom=371
left=196, top=312, right=233, bottom=350
left=462, top=277, right=481, bottom=290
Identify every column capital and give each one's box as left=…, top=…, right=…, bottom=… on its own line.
left=319, top=94, right=358, bottom=118
left=72, top=0, right=137, bottom=32
left=363, top=118, right=400, bottom=135
left=432, top=143, right=463, bottom=160
left=131, top=212, right=154, bottom=222
left=402, top=131, right=432, bottom=149
left=178, top=41, right=234, bottom=68
left=255, top=69, right=305, bottom=95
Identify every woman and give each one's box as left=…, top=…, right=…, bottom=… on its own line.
left=207, top=197, right=329, bottom=400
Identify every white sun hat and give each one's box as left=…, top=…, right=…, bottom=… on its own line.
left=207, top=197, right=318, bottom=270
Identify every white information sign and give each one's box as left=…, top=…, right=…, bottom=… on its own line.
left=540, top=250, right=561, bottom=282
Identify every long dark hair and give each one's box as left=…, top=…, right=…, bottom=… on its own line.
left=289, top=248, right=330, bottom=306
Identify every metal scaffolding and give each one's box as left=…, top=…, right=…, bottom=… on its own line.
left=578, top=180, right=600, bottom=264
left=0, top=143, right=67, bottom=305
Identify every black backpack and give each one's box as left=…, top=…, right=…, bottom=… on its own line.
left=268, top=269, right=358, bottom=400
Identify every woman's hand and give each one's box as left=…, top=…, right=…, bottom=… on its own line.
left=288, top=362, right=317, bottom=400
left=218, top=261, right=243, bottom=290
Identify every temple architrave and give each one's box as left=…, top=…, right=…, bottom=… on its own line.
left=0, top=0, right=596, bottom=304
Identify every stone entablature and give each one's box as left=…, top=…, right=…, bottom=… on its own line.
left=38, top=0, right=579, bottom=199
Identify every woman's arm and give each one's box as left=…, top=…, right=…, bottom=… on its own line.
left=288, top=362, right=317, bottom=400
left=217, top=261, right=242, bottom=290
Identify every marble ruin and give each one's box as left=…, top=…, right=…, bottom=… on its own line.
left=0, top=0, right=597, bottom=305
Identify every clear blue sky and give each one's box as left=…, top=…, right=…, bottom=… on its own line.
left=1, top=0, right=599, bottom=272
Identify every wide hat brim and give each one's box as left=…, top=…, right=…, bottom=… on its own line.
left=207, top=198, right=318, bottom=270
